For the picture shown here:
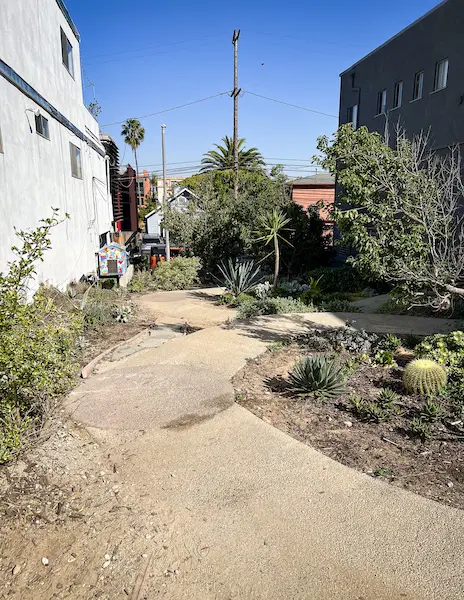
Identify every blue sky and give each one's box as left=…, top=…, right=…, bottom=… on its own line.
left=67, top=0, right=442, bottom=178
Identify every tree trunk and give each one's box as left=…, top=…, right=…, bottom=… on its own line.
left=273, top=234, right=280, bottom=288
left=134, top=148, right=140, bottom=206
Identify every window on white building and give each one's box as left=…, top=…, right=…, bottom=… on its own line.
left=61, top=28, right=74, bottom=77
left=376, top=89, right=387, bottom=115
left=393, top=81, right=403, bottom=108
left=434, top=58, right=448, bottom=91
left=35, top=114, right=50, bottom=139
left=70, top=142, right=82, bottom=178
left=347, top=104, right=358, bottom=130
left=412, top=71, right=424, bottom=100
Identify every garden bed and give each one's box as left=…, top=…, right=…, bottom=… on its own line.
left=234, top=337, right=464, bottom=510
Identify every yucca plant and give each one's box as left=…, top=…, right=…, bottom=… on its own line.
left=288, top=355, right=346, bottom=399
left=403, top=359, right=447, bottom=396
left=217, top=259, right=262, bottom=298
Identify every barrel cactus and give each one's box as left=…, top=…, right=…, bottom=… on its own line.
left=403, top=359, right=447, bottom=395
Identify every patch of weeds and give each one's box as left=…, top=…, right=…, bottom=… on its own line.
left=267, top=340, right=290, bottom=352
left=378, top=334, right=402, bottom=352
left=349, top=396, right=392, bottom=423
left=373, top=467, right=392, bottom=478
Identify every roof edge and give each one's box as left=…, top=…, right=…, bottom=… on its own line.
left=55, top=0, right=80, bottom=42
left=340, top=0, right=449, bottom=77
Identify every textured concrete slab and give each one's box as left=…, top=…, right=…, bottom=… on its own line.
left=67, top=364, right=234, bottom=430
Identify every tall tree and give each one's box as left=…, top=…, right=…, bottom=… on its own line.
left=201, top=135, right=264, bottom=172
left=121, top=119, right=145, bottom=204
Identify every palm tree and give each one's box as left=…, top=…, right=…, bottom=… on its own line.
left=201, top=135, right=264, bottom=172
left=121, top=118, right=145, bottom=204
left=256, top=209, right=293, bottom=288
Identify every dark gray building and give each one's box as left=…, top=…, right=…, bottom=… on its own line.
left=339, top=0, right=464, bottom=151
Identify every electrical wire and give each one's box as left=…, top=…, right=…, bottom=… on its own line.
left=101, top=92, right=231, bottom=127
left=244, top=91, right=337, bottom=118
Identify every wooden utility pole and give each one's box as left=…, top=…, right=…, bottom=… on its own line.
left=232, top=29, right=241, bottom=200
left=161, top=124, right=170, bottom=262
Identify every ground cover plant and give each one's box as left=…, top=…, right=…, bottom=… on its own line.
left=234, top=325, right=464, bottom=509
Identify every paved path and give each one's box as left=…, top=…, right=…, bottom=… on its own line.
left=67, top=292, right=464, bottom=599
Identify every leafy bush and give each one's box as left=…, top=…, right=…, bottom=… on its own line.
left=288, top=356, right=346, bottom=399
left=152, top=257, right=201, bottom=291
left=306, top=265, right=374, bottom=294
left=236, top=296, right=315, bottom=319
left=128, top=269, right=156, bottom=292
left=319, top=298, right=361, bottom=313
left=0, top=212, right=83, bottom=462
left=403, top=359, right=447, bottom=396
left=373, top=350, right=397, bottom=367
left=325, top=327, right=379, bottom=354
left=217, top=258, right=261, bottom=297
left=378, top=334, right=402, bottom=351
left=415, top=331, right=464, bottom=368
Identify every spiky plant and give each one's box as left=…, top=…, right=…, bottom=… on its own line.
left=403, top=359, right=447, bottom=396
left=288, top=355, right=345, bottom=399
left=378, top=387, right=399, bottom=407
left=217, top=259, right=262, bottom=298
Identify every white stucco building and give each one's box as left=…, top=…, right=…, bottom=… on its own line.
left=0, top=0, right=113, bottom=290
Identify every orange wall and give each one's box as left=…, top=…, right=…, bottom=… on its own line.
left=292, top=185, right=334, bottom=221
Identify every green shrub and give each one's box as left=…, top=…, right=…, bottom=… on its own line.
left=288, top=355, right=346, bottom=399
left=217, top=258, right=261, bottom=297
left=152, top=257, right=201, bottom=291
left=414, top=331, right=464, bottom=368
left=410, top=418, right=432, bottom=442
left=319, top=298, right=361, bottom=313
left=373, top=350, right=397, bottom=367
left=0, top=211, right=83, bottom=462
left=403, top=359, right=447, bottom=396
left=377, top=387, right=399, bottom=407
left=236, top=296, right=315, bottom=319
left=306, top=265, right=374, bottom=294
left=420, top=399, right=443, bottom=423
left=378, top=334, right=402, bottom=351
left=128, top=269, right=155, bottom=293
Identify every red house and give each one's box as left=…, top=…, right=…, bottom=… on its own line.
left=291, top=173, right=335, bottom=224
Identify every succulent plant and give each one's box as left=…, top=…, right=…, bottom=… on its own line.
left=378, top=387, right=399, bottom=407
left=288, top=355, right=346, bottom=399
left=403, top=359, right=447, bottom=396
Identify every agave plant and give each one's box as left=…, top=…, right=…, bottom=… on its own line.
left=217, top=259, right=262, bottom=298
left=288, top=355, right=346, bottom=399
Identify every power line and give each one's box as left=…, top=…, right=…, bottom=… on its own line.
left=101, top=92, right=231, bottom=127
left=244, top=91, right=337, bottom=118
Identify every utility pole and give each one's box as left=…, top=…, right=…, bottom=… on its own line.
left=161, top=124, right=170, bottom=262
left=232, top=29, right=241, bottom=200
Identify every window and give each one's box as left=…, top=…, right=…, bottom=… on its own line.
left=70, top=143, right=82, bottom=178
left=35, top=114, right=50, bottom=139
left=434, top=58, right=448, bottom=91
left=412, top=71, right=424, bottom=100
left=347, top=104, right=358, bottom=130
left=60, top=28, right=74, bottom=76
left=376, top=89, right=387, bottom=115
left=99, top=232, right=108, bottom=248
left=393, top=81, right=403, bottom=108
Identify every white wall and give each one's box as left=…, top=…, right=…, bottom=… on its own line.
left=146, top=211, right=162, bottom=236
left=0, top=0, right=113, bottom=290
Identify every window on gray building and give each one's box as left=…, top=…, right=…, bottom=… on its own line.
left=347, top=104, right=358, bottom=130
left=376, top=89, right=387, bottom=115
left=61, top=28, right=74, bottom=77
left=70, top=143, right=82, bottom=179
left=412, top=71, right=424, bottom=100
left=434, top=59, right=448, bottom=91
left=35, top=114, right=50, bottom=139
left=393, top=81, right=403, bottom=108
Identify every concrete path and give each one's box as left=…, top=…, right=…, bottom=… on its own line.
left=351, top=293, right=391, bottom=313
left=67, top=293, right=464, bottom=599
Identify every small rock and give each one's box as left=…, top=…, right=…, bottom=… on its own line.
left=102, top=561, right=111, bottom=569
left=104, top=554, right=111, bottom=561
left=12, top=565, right=21, bottom=576
left=447, top=482, right=454, bottom=488
left=41, top=558, right=49, bottom=566
left=344, top=421, right=353, bottom=428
